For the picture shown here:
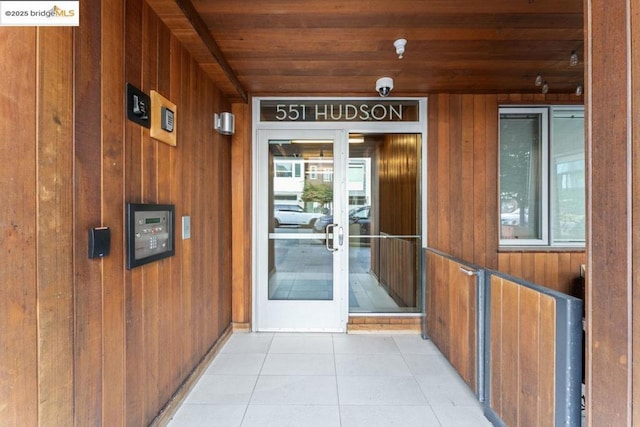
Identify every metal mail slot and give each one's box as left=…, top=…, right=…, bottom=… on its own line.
left=126, top=203, right=175, bottom=269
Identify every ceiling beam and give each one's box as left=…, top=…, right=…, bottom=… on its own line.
left=174, top=0, right=248, bottom=103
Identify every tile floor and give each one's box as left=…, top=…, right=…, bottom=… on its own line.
left=167, top=333, right=493, bottom=427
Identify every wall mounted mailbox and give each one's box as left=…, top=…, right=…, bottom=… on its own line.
left=126, top=203, right=175, bottom=269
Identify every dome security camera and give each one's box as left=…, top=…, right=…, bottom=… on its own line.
left=376, top=77, right=394, bottom=97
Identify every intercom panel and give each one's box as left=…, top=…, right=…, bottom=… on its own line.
left=126, top=203, right=175, bottom=269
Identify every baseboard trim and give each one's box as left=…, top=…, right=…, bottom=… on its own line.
left=150, top=324, right=234, bottom=426
left=347, top=315, right=422, bottom=334
left=347, top=323, right=422, bottom=333
left=232, top=322, right=251, bottom=332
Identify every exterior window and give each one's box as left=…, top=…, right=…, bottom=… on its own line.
left=550, top=108, right=586, bottom=245
left=323, top=168, right=333, bottom=182
left=275, top=162, right=292, bottom=177
left=499, top=106, right=585, bottom=247
left=309, top=165, right=318, bottom=179
left=348, top=164, right=365, bottom=191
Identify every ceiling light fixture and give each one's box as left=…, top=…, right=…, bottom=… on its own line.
left=570, top=50, right=579, bottom=67
left=535, top=73, right=543, bottom=87
left=542, top=81, right=549, bottom=94
left=394, top=38, right=407, bottom=59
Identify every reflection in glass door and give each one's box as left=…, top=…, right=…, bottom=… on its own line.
left=256, top=130, right=347, bottom=331
left=347, top=134, right=422, bottom=313
left=269, top=141, right=335, bottom=301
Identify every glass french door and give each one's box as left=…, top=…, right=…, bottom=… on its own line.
left=256, top=129, right=348, bottom=331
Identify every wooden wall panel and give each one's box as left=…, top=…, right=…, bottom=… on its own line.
left=217, top=102, right=234, bottom=335
left=489, top=274, right=503, bottom=415
left=373, top=133, right=420, bottom=307
left=447, top=258, right=476, bottom=388
left=124, top=0, right=145, bottom=422
left=428, top=94, right=498, bottom=265
left=101, top=1, right=127, bottom=426
left=633, top=0, right=640, bottom=422
left=586, top=0, right=637, bottom=424
left=168, top=32, right=186, bottom=392
left=427, top=93, right=585, bottom=294
left=73, top=0, right=104, bottom=423
left=425, top=251, right=478, bottom=393
left=489, top=276, right=556, bottom=426
left=472, top=95, right=488, bottom=266
left=1, top=0, right=235, bottom=425
left=231, top=102, right=253, bottom=326
left=35, top=27, right=75, bottom=426
left=0, top=28, right=38, bottom=427
left=539, top=295, right=556, bottom=424
left=378, top=134, right=419, bottom=236
left=499, top=278, right=519, bottom=425
left=378, top=237, right=417, bottom=307
left=518, top=286, right=541, bottom=424
left=498, top=252, right=585, bottom=296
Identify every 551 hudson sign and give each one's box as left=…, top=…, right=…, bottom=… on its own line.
left=260, top=99, right=419, bottom=122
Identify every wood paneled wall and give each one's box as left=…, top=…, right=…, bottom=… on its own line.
left=378, top=134, right=419, bottom=236
left=378, top=237, right=417, bottom=307
left=585, top=0, right=639, bottom=423
left=0, top=1, right=234, bottom=425
left=427, top=93, right=585, bottom=295
left=489, top=275, right=556, bottom=426
left=498, top=252, right=585, bottom=298
left=231, top=103, right=253, bottom=327
left=425, top=251, right=478, bottom=392
left=371, top=134, right=420, bottom=307
left=0, top=27, right=74, bottom=426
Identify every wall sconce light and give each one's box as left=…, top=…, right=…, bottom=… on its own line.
left=542, top=81, right=549, bottom=94
left=575, top=84, right=583, bottom=96
left=394, top=38, right=407, bottom=59
left=534, top=73, right=543, bottom=87
left=214, top=112, right=235, bottom=135
left=569, top=50, right=579, bottom=67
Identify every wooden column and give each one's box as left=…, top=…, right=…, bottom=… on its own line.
left=633, top=0, right=640, bottom=423
left=231, top=102, right=253, bottom=328
left=585, top=0, right=639, bottom=424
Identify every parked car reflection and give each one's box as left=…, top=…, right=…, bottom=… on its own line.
left=274, top=204, right=324, bottom=228
left=314, top=205, right=371, bottom=244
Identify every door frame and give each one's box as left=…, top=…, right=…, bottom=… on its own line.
left=252, top=97, right=428, bottom=332
left=256, top=129, right=348, bottom=332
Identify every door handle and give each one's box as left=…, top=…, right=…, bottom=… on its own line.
left=338, top=226, right=344, bottom=246
left=325, top=224, right=338, bottom=252
left=459, top=266, right=477, bottom=276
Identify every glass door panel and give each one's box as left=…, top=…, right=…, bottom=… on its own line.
left=348, top=133, right=422, bottom=313
left=257, top=129, right=347, bottom=331
left=269, top=141, right=335, bottom=301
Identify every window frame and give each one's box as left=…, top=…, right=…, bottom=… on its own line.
left=549, top=106, right=586, bottom=248
left=275, top=161, right=293, bottom=178
left=498, top=105, right=585, bottom=249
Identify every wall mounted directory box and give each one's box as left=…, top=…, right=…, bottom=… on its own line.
left=126, top=203, right=175, bottom=269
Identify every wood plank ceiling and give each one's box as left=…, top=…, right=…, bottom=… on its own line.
left=148, top=0, right=584, bottom=103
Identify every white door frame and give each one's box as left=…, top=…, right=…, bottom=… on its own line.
left=255, top=129, right=348, bottom=332
left=252, top=97, right=428, bottom=332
